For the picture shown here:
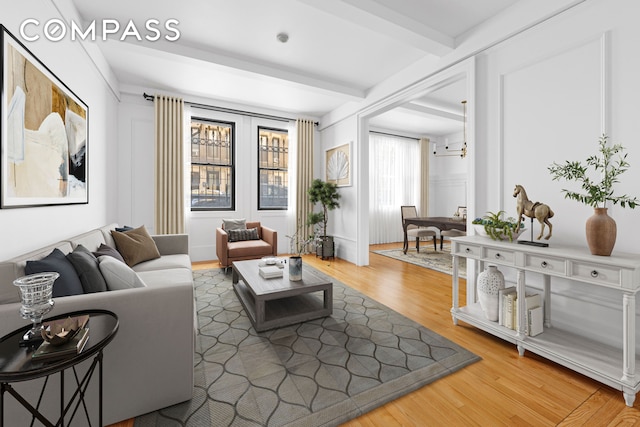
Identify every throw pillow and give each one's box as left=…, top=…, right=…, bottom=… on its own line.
left=111, top=225, right=161, bottom=267
left=227, top=227, right=260, bottom=242
left=223, top=218, right=246, bottom=231
left=97, top=256, right=146, bottom=290
left=66, top=245, right=108, bottom=293
left=93, top=243, right=125, bottom=263
left=25, top=248, right=84, bottom=297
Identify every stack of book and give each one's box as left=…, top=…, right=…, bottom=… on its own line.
left=32, top=316, right=90, bottom=361
left=259, top=265, right=283, bottom=279
left=497, top=288, right=544, bottom=336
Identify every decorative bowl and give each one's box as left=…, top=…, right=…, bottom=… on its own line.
left=473, top=224, right=525, bottom=242
left=41, top=315, right=89, bottom=346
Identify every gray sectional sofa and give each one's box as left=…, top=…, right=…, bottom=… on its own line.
left=0, top=224, right=195, bottom=426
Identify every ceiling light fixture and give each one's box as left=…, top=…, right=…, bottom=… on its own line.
left=433, top=100, right=468, bottom=158
left=276, top=32, right=289, bottom=43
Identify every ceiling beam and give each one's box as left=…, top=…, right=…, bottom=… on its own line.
left=299, top=0, right=454, bottom=56
left=399, top=103, right=463, bottom=122
left=114, top=38, right=366, bottom=100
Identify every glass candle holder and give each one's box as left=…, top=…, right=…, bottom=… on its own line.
left=13, top=272, right=58, bottom=344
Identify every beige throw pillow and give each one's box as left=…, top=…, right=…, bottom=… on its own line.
left=111, top=225, right=161, bottom=267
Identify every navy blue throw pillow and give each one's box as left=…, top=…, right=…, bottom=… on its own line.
left=25, top=248, right=84, bottom=297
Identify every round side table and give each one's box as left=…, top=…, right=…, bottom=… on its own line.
left=0, top=309, right=118, bottom=427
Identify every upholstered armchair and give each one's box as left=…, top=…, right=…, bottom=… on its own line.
left=215, top=221, right=277, bottom=269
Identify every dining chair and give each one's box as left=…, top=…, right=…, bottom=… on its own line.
left=441, top=205, right=467, bottom=249
left=401, top=205, right=436, bottom=252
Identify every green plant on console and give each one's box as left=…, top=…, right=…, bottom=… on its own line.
left=472, top=210, right=523, bottom=242
left=547, top=134, right=639, bottom=209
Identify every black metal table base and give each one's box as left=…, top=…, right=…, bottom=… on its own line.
left=1, top=351, right=103, bottom=427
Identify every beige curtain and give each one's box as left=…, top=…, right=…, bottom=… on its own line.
left=154, top=94, right=185, bottom=234
left=296, top=119, right=315, bottom=241
left=420, top=137, right=430, bottom=217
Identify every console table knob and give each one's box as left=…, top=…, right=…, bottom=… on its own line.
left=495, top=253, right=501, bottom=259
left=541, top=261, right=548, bottom=268
left=465, top=248, right=471, bottom=253
left=591, top=270, right=599, bottom=278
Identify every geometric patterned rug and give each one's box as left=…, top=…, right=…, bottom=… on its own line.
left=372, top=244, right=467, bottom=278
left=135, top=266, right=479, bottom=426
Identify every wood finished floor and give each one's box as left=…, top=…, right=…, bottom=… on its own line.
left=108, top=243, right=640, bottom=426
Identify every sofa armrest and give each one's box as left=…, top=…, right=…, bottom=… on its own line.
left=261, top=226, right=278, bottom=255
left=152, top=234, right=189, bottom=255
left=215, top=228, right=229, bottom=266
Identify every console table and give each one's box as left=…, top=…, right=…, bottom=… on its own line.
left=450, top=235, right=640, bottom=406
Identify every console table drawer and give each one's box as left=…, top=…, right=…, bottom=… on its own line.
left=525, top=254, right=566, bottom=274
left=571, top=262, right=621, bottom=287
left=453, top=244, right=481, bottom=258
left=485, top=248, right=515, bottom=265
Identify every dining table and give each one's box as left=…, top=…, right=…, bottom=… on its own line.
left=402, top=216, right=467, bottom=253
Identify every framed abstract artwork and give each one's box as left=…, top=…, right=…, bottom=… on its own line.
left=1, top=25, right=88, bottom=208
left=325, top=142, right=351, bottom=187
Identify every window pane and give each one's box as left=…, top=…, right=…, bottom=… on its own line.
left=191, top=119, right=234, bottom=210
left=191, top=165, right=233, bottom=209
left=258, top=127, right=288, bottom=210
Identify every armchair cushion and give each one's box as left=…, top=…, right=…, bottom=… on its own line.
left=223, top=218, right=246, bottom=231
left=227, top=227, right=260, bottom=242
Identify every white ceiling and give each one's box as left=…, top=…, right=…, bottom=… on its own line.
left=70, top=0, right=523, bottom=135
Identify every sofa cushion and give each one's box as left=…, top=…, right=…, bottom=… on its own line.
left=227, top=227, right=259, bottom=242
left=98, top=256, right=146, bottom=290
left=136, top=267, right=193, bottom=288
left=223, top=218, right=246, bottom=231
left=93, top=243, right=126, bottom=263
left=66, top=245, right=108, bottom=293
left=25, top=248, right=84, bottom=297
left=227, top=240, right=274, bottom=258
left=111, top=225, right=161, bottom=267
left=131, top=254, right=192, bottom=273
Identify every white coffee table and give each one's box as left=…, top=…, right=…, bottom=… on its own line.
left=231, top=259, right=333, bottom=332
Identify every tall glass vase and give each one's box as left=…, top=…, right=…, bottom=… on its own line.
left=13, top=272, right=58, bottom=344
left=289, top=256, right=302, bottom=281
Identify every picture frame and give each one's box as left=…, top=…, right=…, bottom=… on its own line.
left=325, top=142, right=351, bottom=187
left=1, top=25, right=88, bottom=208
left=455, top=206, right=467, bottom=220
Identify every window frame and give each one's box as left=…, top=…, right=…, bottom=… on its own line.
left=190, top=117, right=236, bottom=211
left=257, top=126, right=289, bottom=211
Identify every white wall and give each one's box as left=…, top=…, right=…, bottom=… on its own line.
left=0, top=2, right=119, bottom=261
left=117, top=91, right=311, bottom=262
left=429, top=132, right=468, bottom=217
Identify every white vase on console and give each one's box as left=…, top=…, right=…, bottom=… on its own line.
left=477, top=265, right=505, bottom=321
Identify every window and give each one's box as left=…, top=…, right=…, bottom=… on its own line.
left=190, top=118, right=234, bottom=210
left=258, top=127, right=288, bottom=209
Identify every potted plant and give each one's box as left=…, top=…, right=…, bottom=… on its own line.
left=548, top=134, right=638, bottom=255
left=472, top=211, right=524, bottom=242
left=307, top=179, right=341, bottom=259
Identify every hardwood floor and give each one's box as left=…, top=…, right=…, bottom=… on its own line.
left=108, top=243, right=640, bottom=426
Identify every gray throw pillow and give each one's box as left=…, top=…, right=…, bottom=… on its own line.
left=25, top=248, right=84, bottom=297
left=66, top=245, right=108, bottom=293
left=98, top=256, right=146, bottom=290
left=93, top=243, right=125, bottom=263
left=227, top=227, right=260, bottom=242
left=223, top=218, right=246, bottom=231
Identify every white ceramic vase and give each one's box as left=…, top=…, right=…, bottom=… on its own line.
left=477, top=265, right=505, bottom=321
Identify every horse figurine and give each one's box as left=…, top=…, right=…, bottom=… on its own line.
left=513, top=184, right=554, bottom=240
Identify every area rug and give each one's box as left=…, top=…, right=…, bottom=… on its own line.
left=135, top=267, right=479, bottom=427
left=372, top=244, right=467, bottom=278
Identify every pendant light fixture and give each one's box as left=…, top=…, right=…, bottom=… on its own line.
left=433, top=100, right=467, bottom=158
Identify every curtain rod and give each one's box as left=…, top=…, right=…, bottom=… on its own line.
left=369, top=130, right=420, bottom=141
left=143, top=93, right=318, bottom=126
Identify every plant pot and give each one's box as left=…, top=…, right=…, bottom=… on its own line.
left=316, top=236, right=334, bottom=259
left=473, top=224, right=525, bottom=242
left=477, top=265, right=505, bottom=321
left=289, top=256, right=302, bottom=281
left=586, top=207, right=617, bottom=256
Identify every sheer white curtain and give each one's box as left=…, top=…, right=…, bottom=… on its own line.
left=369, top=133, right=421, bottom=244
